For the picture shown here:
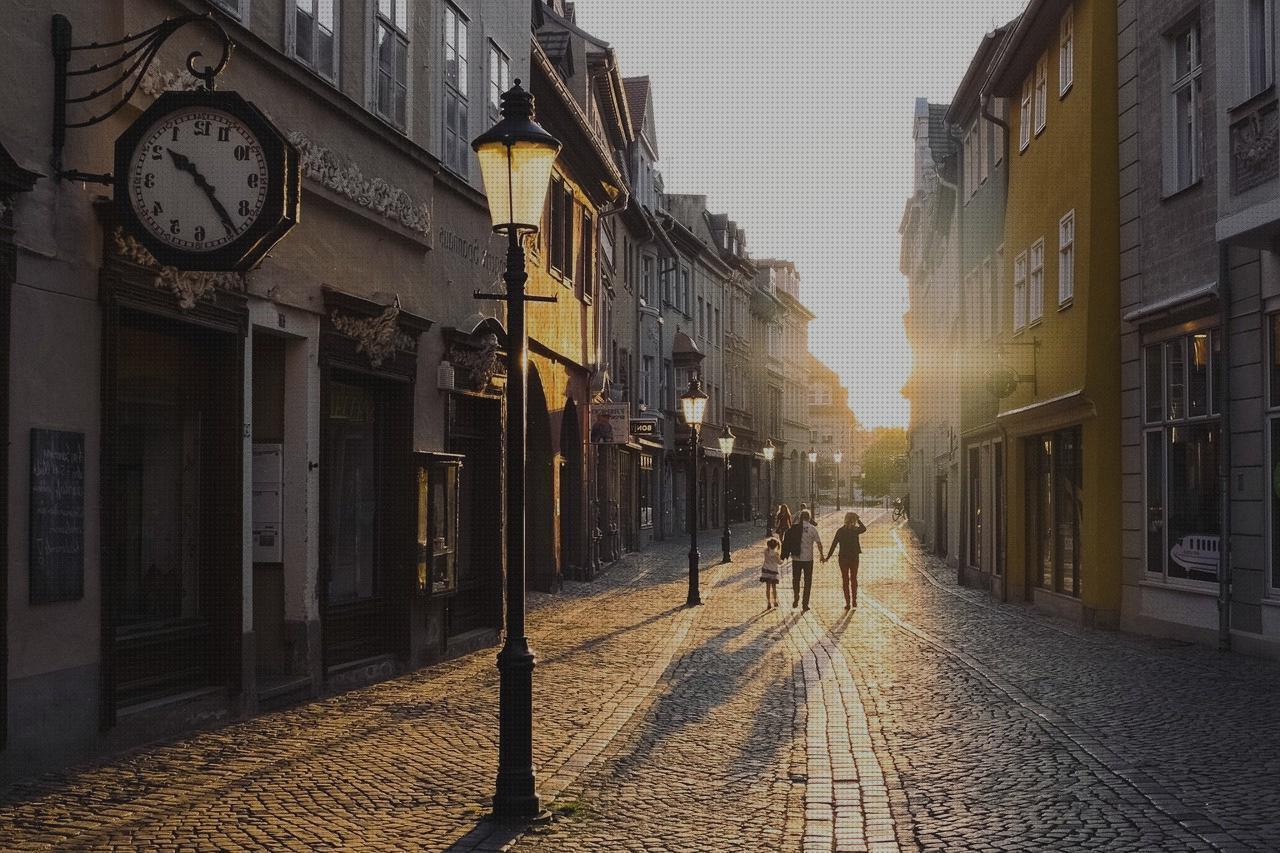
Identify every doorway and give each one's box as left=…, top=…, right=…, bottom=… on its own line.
left=559, top=399, right=584, bottom=576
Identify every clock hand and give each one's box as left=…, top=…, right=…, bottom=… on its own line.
left=166, top=148, right=237, bottom=237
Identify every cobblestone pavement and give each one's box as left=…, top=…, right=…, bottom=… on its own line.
left=2, top=511, right=1279, bottom=851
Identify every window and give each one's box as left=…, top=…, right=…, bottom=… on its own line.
left=293, top=0, right=338, bottom=80
left=995, top=245, right=1005, bottom=334
left=1027, top=428, right=1082, bottom=597
left=579, top=209, right=593, bottom=297
left=1251, top=0, right=1274, bottom=97
left=1034, top=56, right=1048, bottom=134
left=680, top=267, right=691, bottom=314
left=642, top=356, right=654, bottom=407
left=982, top=257, right=993, bottom=339
left=549, top=178, right=566, bottom=274
left=1170, top=21, right=1203, bottom=191
left=1029, top=239, right=1045, bottom=322
left=979, top=118, right=990, bottom=183
left=487, top=41, right=510, bottom=125
left=442, top=4, right=468, bottom=171
left=642, top=255, right=655, bottom=305
left=1058, top=211, right=1075, bottom=305
left=697, top=297, right=705, bottom=338
left=1013, top=251, right=1028, bottom=331
left=714, top=307, right=721, bottom=344
left=375, top=0, right=409, bottom=130
left=560, top=186, right=575, bottom=284
left=994, top=99, right=1007, bottom=163
left=639, top=454, right=654, bottom=529
left=1146, top=333, right=1221, bottom=585
left=415, top=454, right=460, bottom=595
left=1020, top=75, right=1033, bottom=150
left=1060, top=5, right=1075, bottom=95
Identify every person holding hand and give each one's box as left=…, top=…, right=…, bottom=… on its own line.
left=824, top=511, right=868, bottom=609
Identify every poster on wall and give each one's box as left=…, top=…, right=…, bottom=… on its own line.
left=590, top=403, right=630, bottom=444
left=29, top=428, right=85, bottom=603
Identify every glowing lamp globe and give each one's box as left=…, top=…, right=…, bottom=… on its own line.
left=680, top=377, right=709, bottom=427
left=472, top=80, right=561, bottom=234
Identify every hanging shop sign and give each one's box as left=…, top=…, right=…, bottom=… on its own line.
left=51, top=13, right=300, bottom=272
left=590, top=403, right=630, bottom=445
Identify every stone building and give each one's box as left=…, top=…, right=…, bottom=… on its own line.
left=807, top=355, right=860, bottom=510
left=0, top=0, right=532, bottom=774
left=951, top=24, right=1013, bottom=594
left=900, top=98, right=962, bottom=564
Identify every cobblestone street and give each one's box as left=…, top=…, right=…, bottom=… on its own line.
left=2, top=512, right=1279, bottom=852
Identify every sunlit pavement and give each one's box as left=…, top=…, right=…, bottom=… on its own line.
left=2, top=512, right=1280, bottom=851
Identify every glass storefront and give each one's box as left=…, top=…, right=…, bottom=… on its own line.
left=1144, top=330, right=1221, bottom=585
left=1026, top=427, right=1082, bottom=597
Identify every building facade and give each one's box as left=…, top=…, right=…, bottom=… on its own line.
left=901, top=98, right=962, bottom=564
left=987, top=0, right=1121, bottom=624
left=952, top=25, right=1013, bottom=594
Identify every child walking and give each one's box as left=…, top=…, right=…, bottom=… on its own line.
left=760, top=538, right=782, bottom=609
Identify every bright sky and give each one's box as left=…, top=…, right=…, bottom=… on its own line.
left=575, top=0, right=1028, bottom=428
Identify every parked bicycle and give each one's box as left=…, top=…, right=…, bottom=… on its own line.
left=891, top=497, right=908, bottom=522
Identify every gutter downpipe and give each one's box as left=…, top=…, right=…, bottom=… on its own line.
left=1218, top=242, right=1233, bottom=651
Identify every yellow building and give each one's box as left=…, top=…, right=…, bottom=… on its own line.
left=986, top=0, right=1120, bottom=624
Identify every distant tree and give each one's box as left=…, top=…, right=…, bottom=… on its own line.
left=860, top=427, right=908, bottom=496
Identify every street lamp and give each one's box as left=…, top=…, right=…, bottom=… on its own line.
left=807, top=448, right=818, bottom=518
left=834, top=450, right=844, bottom=511
left=472, top=80, right=561, bottom=821
left=680, top=376, right=709, bottom=606
left=762, top=439, right=776, bottom=535
left=719, top=425, right=736, bottom=563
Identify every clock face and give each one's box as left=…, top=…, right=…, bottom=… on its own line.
left=127, top=108, right=270, bottom=253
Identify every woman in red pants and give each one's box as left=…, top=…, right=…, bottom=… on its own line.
left=825, top=512, right=868, bottom=609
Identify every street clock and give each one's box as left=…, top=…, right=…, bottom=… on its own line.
left=114, top=90, right=299, bottom=271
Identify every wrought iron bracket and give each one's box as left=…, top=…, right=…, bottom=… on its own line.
left=473, top=290, right=558, bottom=303
left=997, top=337, right=1041, bottom=397
left=50, top=12, right=234, bottom=181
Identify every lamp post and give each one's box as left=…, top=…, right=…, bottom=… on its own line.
left=834, top=450, right=844, bottom=511
left=807, top=448, right=818, bottom=518
left=719, top=425, right=735, bottom=563
left=762, top=439, right=776, bottom=535
left=472, top=80, right=561, bottom=821
left=680, top=376, right=709, bottom=606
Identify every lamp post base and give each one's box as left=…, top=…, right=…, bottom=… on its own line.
left=493, top=639, right=540, bottom=820
left=721, top=527, right=731, bottom=563
left=686, top=548, right=701, bottom=606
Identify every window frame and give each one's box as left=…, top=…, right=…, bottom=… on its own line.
left=1143, top=329, right=1222, bottom=588
left=372, top=0, right=411, bottom=132
left=1058, top=210, right=1075, bottom=306
left=1034, top=56, right=1048, bottom=135
left=1168, top=20, right=1203, bottom=193
left=1059, top=5, right=1075, bottom=97
left=442, top=3, right=469, bottom=174
left=487, top=39, right=511, bottom=126
left=1020, top=76, right=1033, bottom=151
left=289, top=0, right=340, bottom=82
left=1029, top=238, right=1045, bottom=323
left=1250, top=0, right=1275, bottom=98
left=1013, top=250, right=1028, bottom=332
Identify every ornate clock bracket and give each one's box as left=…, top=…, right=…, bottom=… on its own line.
left=50, top=12, right=234, bottom=184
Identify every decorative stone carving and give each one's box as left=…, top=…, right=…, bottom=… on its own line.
left=330, top=296, right=416, bottom=368
left=444, top=331, right=505, bottom=392
left=137, top=66, right=202, bottom=100
left=1231, top=100, right=1280, bottom=195
left=287, top=131, right=432, bottom=237
left=111, top=228, right=246, bottom=309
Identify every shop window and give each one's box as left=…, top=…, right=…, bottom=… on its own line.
left=640, top=454, right=654, bottom=529
left=416, top=453, right=461, bottom=595
left=325, top=381, right=381, bottom=603
left=968, top=446, right=982, bottom=569
left=1026, top=427, right=1081, bottom=596
left=1145, top=331, right=1221, bottom=585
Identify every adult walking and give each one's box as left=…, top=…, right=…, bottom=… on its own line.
left=825, top=511, right=868, bottom=609
left=783, top=509, right=824, bottom=611
left=773, top=504, right=792, bottom=540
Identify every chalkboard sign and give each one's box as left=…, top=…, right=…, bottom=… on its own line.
left=30, top=428, right=85, bottom=603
